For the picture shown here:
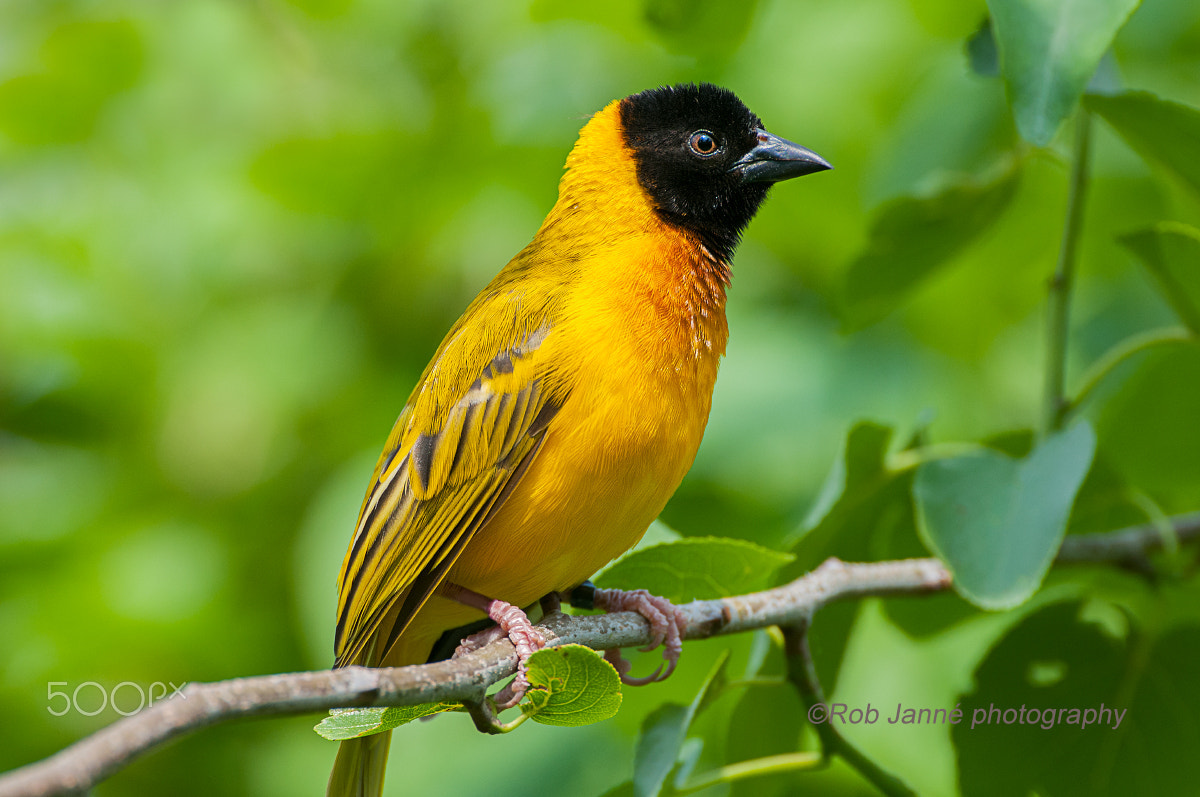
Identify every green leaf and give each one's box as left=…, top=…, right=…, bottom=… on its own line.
left=727, top=648, right=806, bottom=797
left=795, top=421, right=893, bottom=541
left=956, top=601, right=1200, bottom=796
left=595, top=537, right=793, bottom=604
left=632, top=653, right=730, bottom=797
left=914, top=422, right=1096, bottom=609
left=522, top=644, right=622, bottom=727
left=840, top=165, right=1019, bottom=331
left=1120, top=223, right=1200, bottom=334
left=986, top=0, right=1141, bottom=145
left=1095, top=344, right=1200, bottom=503
left=313, top=703, right=458, bottom=740
left=1086, top=91, right=1200, bottom=196
left=634, top=703, right=691, bottom=797
left=876, top=479, right=981, bottom=637
left=784, top=421, right=909, bottom=687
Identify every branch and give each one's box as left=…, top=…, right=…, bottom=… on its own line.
left=3, top=514, right=1198, bottom=797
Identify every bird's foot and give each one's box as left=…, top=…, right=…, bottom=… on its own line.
left=593, top=587, right=686, bottom=686
left=446, top=584, right=547, bottom=710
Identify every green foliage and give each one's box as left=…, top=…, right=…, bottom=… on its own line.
left=523, top=645, right=623, bottom=727
left=986, top=0, right=1141, bottom=144
left=596, top=537, right=794, bottom=603
left=840, top=165, right=1019, bottom=331
left=2, top=1, right=1198, bottom=796
left=780, top=421, right=916, bottom=690
left=314, top=703, right=459, bottom=740
left=0, top=19, right=143, bottom=145
left=914, top=423, right=1096, bottom=609
left=1095, top=344, right=1200, bottom=504
left=1120, top=223, right=1200, bottom=333
left=632, top=653, right=728, bottom=797
left=1086, top=91, right=1200, bottom=195
left=955, top=600, right=1200, bottom=796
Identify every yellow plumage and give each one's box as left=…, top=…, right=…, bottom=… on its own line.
left=328, top=83, right=829, bottom=796
left=334, top=98, right=727, bottom=672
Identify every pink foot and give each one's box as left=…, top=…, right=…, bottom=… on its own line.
left=593, top=588, right=686, bottom=686
left=444, top=584, right=546, bottom=709
left=453, top=624, right=507, bottom=659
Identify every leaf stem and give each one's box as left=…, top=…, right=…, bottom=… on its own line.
left=887, top=442, right=988, bottom=473
left=675, top=752, right=823, bottom=794
left=463, top=697, right=528, bottom=734
left=1042, top=110, right=1093, bottom=436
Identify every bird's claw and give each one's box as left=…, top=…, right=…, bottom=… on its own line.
left=452, top=596, right=546, bottom=709
left=594, top=588, right=686, bottom=686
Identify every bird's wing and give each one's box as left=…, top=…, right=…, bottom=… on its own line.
left=333, top=294, right=562, bottom=668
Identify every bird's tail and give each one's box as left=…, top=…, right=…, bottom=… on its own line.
left=327, top=730, right=392, bottom=797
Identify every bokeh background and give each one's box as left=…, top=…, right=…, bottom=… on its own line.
left=2, top=0, right=1198, bottom=794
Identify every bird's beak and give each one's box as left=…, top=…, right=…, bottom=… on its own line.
left=729, top=129, right=832, bottom=184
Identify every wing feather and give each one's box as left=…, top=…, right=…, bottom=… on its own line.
left=334, top=302, right=561, bottom=668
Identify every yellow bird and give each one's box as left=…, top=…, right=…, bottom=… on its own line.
left=329, top=83, right=829, bottom=796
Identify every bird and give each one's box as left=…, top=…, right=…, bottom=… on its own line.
left=327, top=82, right=830, bottom=796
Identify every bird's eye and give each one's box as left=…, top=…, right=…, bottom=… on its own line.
left=688, top=130, right=719, bottom=157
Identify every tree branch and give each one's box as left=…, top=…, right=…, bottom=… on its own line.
left=2, top=513, right=1198, bottom=797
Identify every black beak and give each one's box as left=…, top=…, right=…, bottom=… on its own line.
left=729, top=129, right=832, bottom=184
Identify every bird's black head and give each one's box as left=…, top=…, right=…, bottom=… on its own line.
left=619, top=83, right=830, bottom=263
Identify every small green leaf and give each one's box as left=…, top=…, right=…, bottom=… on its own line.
left=840, top=165, right=1019, bottom=331
left=522, top=644, right=621, bottom=727
left=987, top=0, right=1141, bottom=145
left=595, top=537, right=793, bottom=604
left=1120, top=223, right=1200, bottom=334
left=313, top=703, right=458, bottom=740
left=632, top=653, right=730, bottom=797
left=914, top=422, right=1096, bottom=609
left=1086, top=91, right=1200, bottom=196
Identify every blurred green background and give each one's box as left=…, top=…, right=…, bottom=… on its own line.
left=2, top=0, right=1198, bottom=794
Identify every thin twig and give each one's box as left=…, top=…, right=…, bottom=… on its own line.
left=781, top=624, right=916, bottom=797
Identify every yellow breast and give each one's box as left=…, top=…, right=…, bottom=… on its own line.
left=382, top=97, right=732, bottom=665
left=447, top=224, right=728, bottom=604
